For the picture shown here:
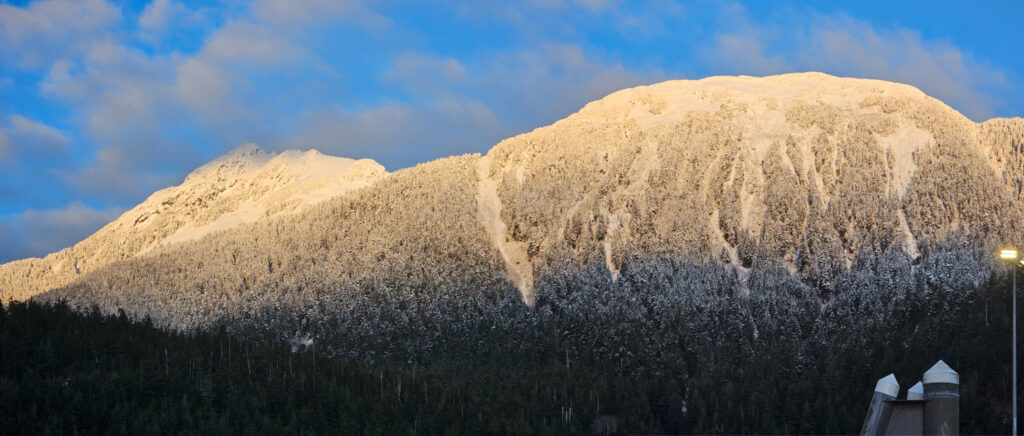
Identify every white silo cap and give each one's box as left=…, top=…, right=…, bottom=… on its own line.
left=907, top=381, right=924, bottom=400
left=874, top=373, right=900, bottom=397
left=923, top=360, right=959, bottom=385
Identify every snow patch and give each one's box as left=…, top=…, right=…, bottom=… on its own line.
left=603, top=213, right=623, bottom=281
left=476, top=156, right=535, bottom=306
left=897, top=208, right=920, bottom=260
left=288, top=333, right=314, bottom=353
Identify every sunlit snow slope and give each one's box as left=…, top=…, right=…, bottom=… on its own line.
left=3, top=73, right=1023, bottom=321
left=0, top=144, right=386, bottom=302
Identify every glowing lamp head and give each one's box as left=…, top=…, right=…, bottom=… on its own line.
left=1002, top=249, right=1019, bottom=260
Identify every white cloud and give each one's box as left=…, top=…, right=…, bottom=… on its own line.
left=173, top=58, right=231, bottom=115
left=384, top=53, right=468, bottom=98
left=613, top=0, right=686, bottom=39
left=199, top=21, right=312, bottom=66
left=292, top=44, right=660, bottom=169
left=705, top=6, right=1009, bottom=120
left=455, top=1, right=684, bottom=44
left=801, top=16, right=1007, bottom=120
left=139, top=0, right=182, bottom=33
left=709, top=33, right=788, bottom=75
left=0, top=0, right=120, bottom=68
left=138, top=0, right=208, bottom=43
left=21, top=0, right=661, bottom=198
left=0, top=115, right=70, bottom=162
left=703, top=4, right=788, bottom=77
left=59, top=145, right=192, bottom=201
left=385, top=44, right=657, bottom=118
left=36, top=13, right=326, bottom=193
left=253, top=0, right=390, bottom=31
left=0, top=131, right=10, bottom=160
left=0, top=202, right=124, bottom=262
left=9, top=115, right=68, bottom=150
left=20, top=0, right=463, bottom=206
left=40, top=42, right=181, bottom=150
left=293, top=97, right=501, bottom=169
left=573, top=0, right=615, bottom=12
left=453, top=44, right=660, bottom=126
left=35, top=43, right=216, bottom=199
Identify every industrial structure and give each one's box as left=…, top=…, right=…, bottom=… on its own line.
left=860, top=360, right=959, bottom=436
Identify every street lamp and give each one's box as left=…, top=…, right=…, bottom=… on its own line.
left=1002, top=248, right=1021, bottom=435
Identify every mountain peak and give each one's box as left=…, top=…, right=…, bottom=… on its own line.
left=144, top=145, right=387, bottom=249
left=225, top=142, right=265, bottom=158
left=185, top=143, right=271, bottom=183
left=568, top=72, right=938, bottom=129
left=0, top=145, right=388, bottom=301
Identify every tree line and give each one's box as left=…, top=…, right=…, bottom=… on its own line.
left=4, top=240, right=1021, bottom=434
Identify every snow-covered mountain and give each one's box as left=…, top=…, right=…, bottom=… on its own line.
left=0, top=144, right=386, bottom=302
left=2, top=72, right=1023, bottom=328
left=481, top=72, right=1024, bottom=302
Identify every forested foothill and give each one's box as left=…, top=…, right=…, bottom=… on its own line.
left=3, top=244, right=1021, bottom=434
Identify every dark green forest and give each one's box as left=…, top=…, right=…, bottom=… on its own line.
left=2, top=247, right=1021, bottom=435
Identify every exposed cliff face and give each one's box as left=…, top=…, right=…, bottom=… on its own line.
left=0, top=144, right=386, bottom=302
left=2, top=73, right=1023, bottom=324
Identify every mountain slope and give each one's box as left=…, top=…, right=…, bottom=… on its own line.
left=43, top=155, right=511, bottom=331
left=484, top=73, right=1024, bottom=300
left=2, top=72, right=1023, bottom=328
left=0, top=145, right=386, bottom=302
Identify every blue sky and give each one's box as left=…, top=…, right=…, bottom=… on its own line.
left=1, top=0, right=1022, bottom=262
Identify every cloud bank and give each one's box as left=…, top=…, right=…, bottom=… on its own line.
left=705, top=6, right=1010, bottom=120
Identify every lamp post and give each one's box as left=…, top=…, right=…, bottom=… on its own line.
left=1001, top=249, right=1022, bottom=435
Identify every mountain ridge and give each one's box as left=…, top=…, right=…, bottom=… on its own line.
left=0, top=144, right=386, bottom=302
left=2, top=72, right=1023, bottom=323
